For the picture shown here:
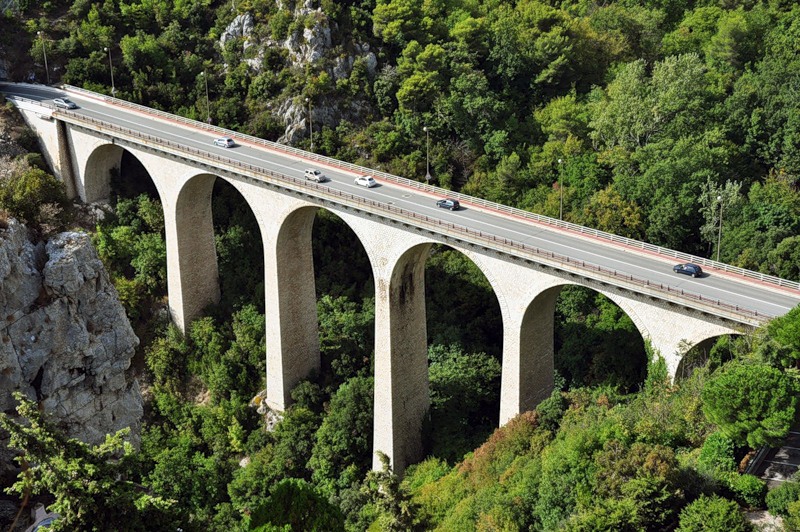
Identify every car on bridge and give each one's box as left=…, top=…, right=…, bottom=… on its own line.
left=304, top=168, right=327, bottom=182
left=53, top=97, right=77, bottom=109
left=673, top=263, right=703, bottom=278
left=436, top=198, right=461, bottom=211
left=213, top=137, right=235, bottom=148
left=354, top=175, right=377, bottom=188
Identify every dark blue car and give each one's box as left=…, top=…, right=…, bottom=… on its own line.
left=673, top=263, right=703, bottom=278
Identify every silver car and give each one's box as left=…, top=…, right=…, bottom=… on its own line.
left=213, top=137, right=235, bottom=148
left=53, top=98, right=77, bottom=109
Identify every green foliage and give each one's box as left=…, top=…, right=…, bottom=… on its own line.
left=427, top=344, right=501, bottom=462
left=760, top=305, right=800, bottom=368
left=145, top=323, right=190, bottom=394
left=697, top=431, right=736, bottom=476
left=722, top=472, right=766, bottom=509
left=308, top=375, right=374, bottom=496
left=767, top=480, right=800, bottom=517
left=0, top=393, right=179, bottom=531
left=245, top=478, right=345, bottom=531
left=318, top=294, right=375, bottom=388
left=701, top=361, right=798, bottom=448
left=676, top=494, right=751, bottom=532
left=0, top=162, right=68, bottom=227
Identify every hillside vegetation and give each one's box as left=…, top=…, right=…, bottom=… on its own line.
left=1, top=0, right=800, bottom=530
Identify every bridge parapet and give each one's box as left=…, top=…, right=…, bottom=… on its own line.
left=57, top=84, right=800, bottom=295
left=50, top=103, right=784, bottom=325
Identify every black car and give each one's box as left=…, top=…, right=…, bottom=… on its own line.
left=673, top=263, right=703, bottom=278
left=436, top=198, right=461, bottom=211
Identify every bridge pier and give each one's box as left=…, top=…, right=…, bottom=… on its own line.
left=499, top=285, right=560, bottom=425
left=262, top=206, right=320, bottom=412
left=373, top=244, right=431, bottom=476
left=166, top=173, right=220, bottom=332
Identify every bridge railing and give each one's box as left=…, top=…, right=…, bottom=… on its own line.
left=62, top=85, right=800, bottom=293
left=50, top=105, right=782, bottom=323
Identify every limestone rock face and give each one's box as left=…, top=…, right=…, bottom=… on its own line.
left=0, top=219, right=142, bottom=445
left=220, top=12, right=256, bottom=51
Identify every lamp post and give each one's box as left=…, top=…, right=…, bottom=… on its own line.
left=104, top=47, right=115, bottom=96
left=558, top=158, right=564, bottom=220
left=716, top=195, right=723, bottom=262
left=200, top=71, right=210, bottom=123
left=305, top=97, right=313, bottom=152
left=424, top=126, right=431, bottom=184
left=37, top=31, right=49, bottom=85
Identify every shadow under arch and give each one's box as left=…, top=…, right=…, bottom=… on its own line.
left=675, top=333, right=745, bottom=381
left=83, top=144, right=161, bottom=204
left=552, top=284, right=648, bottom=392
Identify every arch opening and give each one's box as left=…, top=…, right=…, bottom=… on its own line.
left=276, top=207, right=376, bottom=489
left=553, top=285, right=648, bottom=393
left=423, top=244, right=503, bottom=463
left=675, top=334, right=746, bottom=381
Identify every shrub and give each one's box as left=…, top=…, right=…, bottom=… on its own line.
left=723, top=472, right=766, bottom=508
left=766, top=480, right=800, bottom=517
left=0, top=165, right=68, bottom=226
left=676, top=495, right=751, bottom=532
left=698, top=432, right=737, bottom=476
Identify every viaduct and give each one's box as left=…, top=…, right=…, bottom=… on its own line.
left=6, top=84, right=800, bottom=474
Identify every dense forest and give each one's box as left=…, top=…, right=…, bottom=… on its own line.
left=2, top=0, right=800, bottom=530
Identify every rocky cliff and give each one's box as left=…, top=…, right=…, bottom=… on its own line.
left=0, top=218, right=142, bottom=445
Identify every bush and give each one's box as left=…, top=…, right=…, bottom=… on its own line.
left=676, top=495, right=751, bottom=532
left=766, top=480, right=800, bottom=517
left=698, top=432, right=737, bottom=476
left=0, top=165, right=68, bottom=226
left=723, top=472, right=766, bottom=508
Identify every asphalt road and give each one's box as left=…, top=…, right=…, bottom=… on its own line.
left=4, top=83, right=800, bottom=319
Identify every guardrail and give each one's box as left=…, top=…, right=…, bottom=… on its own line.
left=62, top=85, right=800, bottom=295
left=46, top=103, right=782, bottom=324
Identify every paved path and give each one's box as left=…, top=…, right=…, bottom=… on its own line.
left=756, top=430, right=800, bottom=488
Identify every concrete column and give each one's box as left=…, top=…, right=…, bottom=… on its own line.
left=55, top=120, right=79, bottom=200
left=499, top=285, right=560, bottom=424
left=262, top=207, right=320, bottom=411
left=373, top=243, right=432, bottom=475
left=166, top=174, right=220, bottom=331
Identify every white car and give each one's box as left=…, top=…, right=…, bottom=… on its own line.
left=354, top=175, right=377, bottom=188
left=213, top=137, right=235, bottom=148
left=53, top=98, right=77, bottom=109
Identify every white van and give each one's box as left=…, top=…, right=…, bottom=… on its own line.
left=304, top=168, right=327, bottom=182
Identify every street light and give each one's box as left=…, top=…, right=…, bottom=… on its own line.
left=716, top=195, right=723, bottom=262
left=424, top=126, right=431, bottom=184
left=200, top=71, right=210, bottom=123
left=104, top=47, right=115, bottom=96
left=305, top=97, right=313, bottom=152
left=37, top=31, right=49, bottom=85
left=557, top=158, right=564, bottom=220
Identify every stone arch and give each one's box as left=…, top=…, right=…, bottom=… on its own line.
left=674, top=332, right=746, bottom=380
left=81, top=142, right=123, bottom=203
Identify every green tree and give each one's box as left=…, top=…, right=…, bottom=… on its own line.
left=701, top=361, right=798, bottom=448
left=0, top=393, right=178, bottom=531
left=676, top=495, right=751, bottom=532
left=246, top=478, right=345, bottom=531
left=308, top=375, right=374, bottom=495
